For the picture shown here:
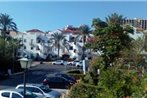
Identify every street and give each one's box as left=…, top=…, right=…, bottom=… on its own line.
left=0, top=62, right=77, bottom=90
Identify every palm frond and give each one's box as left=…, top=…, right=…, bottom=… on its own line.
left=0, top=13, right=17, bottom=35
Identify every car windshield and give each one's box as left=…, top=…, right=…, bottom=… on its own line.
left=74, top=60, right=79, bottom=62
left=20, top=90, right=37, bottom=98
left=57, top=60, right=62, bottom=62
left=40, top=85, right=52, bottom=93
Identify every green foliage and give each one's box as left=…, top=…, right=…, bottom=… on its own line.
left=67, top=13, right=147, bottom=98
left=92, top=18, right=108, bottom=28
left=0, top=38, right=19, bottom=69
left=66, top=69, right=84, bottom=80
left=82, top=57, right=104, bottom=85
left=92, top=13, right=134, bottom=68
left=51, top=32, right=66, bottom=58
left=68, top=83, right=100, bottom=98
left=106, top=12, right=125, bottom=25
left=0, top=13, right=17, bottom=38
left=98, top=66, right=143, bottom=98
left=68, top=73, right=84, bottom=80
left=66, top=69, right=83, bottom=74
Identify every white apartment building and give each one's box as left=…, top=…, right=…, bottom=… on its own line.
left=8, top=27, right=93, bottom=61
left=14, top=29, right=50, bottom=60
left=47, top=28, right=84, bottom=60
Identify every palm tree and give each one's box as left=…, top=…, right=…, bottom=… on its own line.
left=51, top=32, right=66, bottom=59
left=0, top=13, right=17, bottom=39
left=0, top=13, right=17, bottom=58
left=78, top=25, right=91, bottom=74
left=79, top=24, right=91, bottom=60
left=92, top=18, right=108, bottom=29
left=106, top=13, right=125, bottom=25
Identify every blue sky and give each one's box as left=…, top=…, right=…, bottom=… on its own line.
left=0, top=1, right=147, bottom=32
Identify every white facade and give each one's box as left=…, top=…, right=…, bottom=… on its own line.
left=15, top=30, right=50, bottom=60
left=129, top=27, right=144, bottom=40
left=10, top=28, right=93, bottom=60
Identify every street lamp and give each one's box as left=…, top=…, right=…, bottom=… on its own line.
left=19, top=57, right=32, bottom=98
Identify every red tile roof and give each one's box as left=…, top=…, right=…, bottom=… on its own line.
left=26, top=29, right=44, bottom=33
left=59, top=29, right=82, bottom=34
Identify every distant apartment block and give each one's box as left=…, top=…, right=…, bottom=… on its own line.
left=122, top=18, right=147, bottom=30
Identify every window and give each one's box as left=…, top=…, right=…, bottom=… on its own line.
left=32, top=88, right=42, bottom=93
left=69, top=46, right=73, bottom=50
left=74, top=49, right=76, bottom=53
left=24, top=39, right=26, bottom=42
left=1, top=92, right=10, bottom=97
left=25, top=87, right=33, bottom=92
left=74, top=42, right=76, bottom=45
left=55, top=77, right=64, bottom=82
left=31, top=47, right=33, bottom=50
left=31, top=39, right=33, bottom=44
left=36, top=46, right=40, bottom=50
left=19, top=38, right=22, bottom=42
left=79, top=40, right=82, bottom=42
left=12, top=93, right=22, bottom=98
left=24, top=46, right=26, bottom=49
left=69, top=36, right=75, bottom=42
left=26, top=87, right=42, bottom=94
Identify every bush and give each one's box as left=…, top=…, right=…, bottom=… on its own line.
left=67, top=69, right=83, bottom=74
left=68, top=73, right=84, bottom=80
left=68, top=83, right=100, bottom=98
left=66, top=69, right=84, bottom=80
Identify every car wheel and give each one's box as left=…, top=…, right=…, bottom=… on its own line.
left=77, top=65, right=80, bottom=67
left=61, top=63, right=63, bottom=65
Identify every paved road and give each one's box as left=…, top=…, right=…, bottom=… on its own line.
left=0, top=62, right=77, bottom=90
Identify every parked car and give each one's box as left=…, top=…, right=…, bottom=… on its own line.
left=16, top=83, right=62, bottom=98
left=73, top=60, right=83, bottom=67
left=0, top=70, right=9, bottom=80
left=0, top=88, right=44, bottom=98
left=67, top=61, right=74, bottom=65
left=52, top=60, right=64, bottom=65
left=54, top=73, right=76, bottom=84
left=43, top=76, right=74, bottom=89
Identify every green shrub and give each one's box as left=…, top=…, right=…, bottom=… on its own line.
left=66, top=69, right=84, bottom=80
left=68, top=73, right=84, bottom=80
left=67, top=69, right=83, bottom=74
left=68, top=83, right=100, bottom=98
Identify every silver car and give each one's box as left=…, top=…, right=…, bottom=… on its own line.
left=0, top=88, right=43, bottom=98
left=16, top=83, right=62, bottom=98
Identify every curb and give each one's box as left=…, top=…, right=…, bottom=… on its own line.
left=11, top=71, right=24, bottom=76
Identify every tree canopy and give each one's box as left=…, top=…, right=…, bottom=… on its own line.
left=91, top=13, right=134, bottom=68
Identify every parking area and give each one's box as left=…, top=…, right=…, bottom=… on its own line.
left=0, top=62, right=80, bottom=98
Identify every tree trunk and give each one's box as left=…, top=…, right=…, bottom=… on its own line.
left=2, top=27, right=6, bottom=59
left=57, top=43, right=60, bottom=59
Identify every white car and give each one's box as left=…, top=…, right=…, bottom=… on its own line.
left=67, top=61, right=74, bottom=65
left=0, top=88, right=43, bottom=98
left=52, top=60, right=64, bottom=65
left=73, top=60, right=83, bottom=67
left=16, top=83, right=62, bottom=98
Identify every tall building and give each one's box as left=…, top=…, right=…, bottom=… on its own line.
left=122, top=18, right=147, bottom=30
